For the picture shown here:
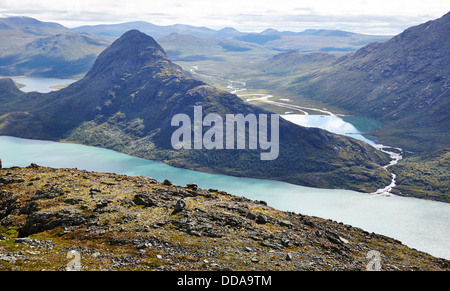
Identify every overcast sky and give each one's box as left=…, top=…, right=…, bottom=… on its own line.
left=1, top=0, right=449, bottom=34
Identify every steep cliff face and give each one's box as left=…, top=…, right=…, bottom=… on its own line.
left=0, top=30, right=391, bottom=192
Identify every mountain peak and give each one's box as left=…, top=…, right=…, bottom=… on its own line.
left=84, top=29, right=183, bottom=80
left=112, top=29, right=164, bottom=52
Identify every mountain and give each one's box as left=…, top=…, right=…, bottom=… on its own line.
left=0, top=165, right=448, bottom=270
left=158, top=33, right=276, bottom=63
left=0, top=30, right=391, bottom=193
left=290, top=12, right=450, bottom=151
left=234, top=29, right=391, bottom=53
left=0, top=16, right=111, bottom=78
left=73, top=21, right=245, bottom=39
left=263, top=13, right=450, bottom=201
left=74, top=21, right=390, bottom=53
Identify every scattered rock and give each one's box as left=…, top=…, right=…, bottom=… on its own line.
left=163, top=179, right=173, bottom=186
left=64, top=198, right=84, bottom=205
left=15, top=237, right=33, bottom=244
left=246, top=212, right=256, bottom=220
left=339, top=237, right=349, bottom=244
left=133, top=193, right=156, bottom=207
left=255, top=214, right=268, bottom=224
left=90, top=188, right=101, bottom=194
left=186, top=183, right=198, bottom=190
left=286, top=253, right=293, bottom=261
left=171, top=199, right=186, bottom=215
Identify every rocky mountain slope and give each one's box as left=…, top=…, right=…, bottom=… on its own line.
left=0, top=30, right=391, bottom=193
left=1, top=164, right=448, bottom=271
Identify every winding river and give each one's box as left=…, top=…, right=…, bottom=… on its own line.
left=190, top=66, right=403, bottom=196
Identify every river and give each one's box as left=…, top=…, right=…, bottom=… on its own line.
left=191, top=66, right=404, bottom=197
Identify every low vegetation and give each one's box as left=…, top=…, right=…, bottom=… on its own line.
left=1, top=165, right=448, bottom=271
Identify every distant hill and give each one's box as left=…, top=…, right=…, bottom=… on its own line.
left=0, top=30, right=391, bottom=193
left=0, top=16, right=111, bottom=78
left=0, top=16, right=67, bottom=48
left=73, top=21, right=245, bottom=39
left=158, top=33, right=276, bottom=63
left=74, top=21, right=390, bottom=53
left=234, top=29, right=392, bottom=53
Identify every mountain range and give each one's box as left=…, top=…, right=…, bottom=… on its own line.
left=73, top=21, right=245, bottom=39
left=0, top=16, right=392, bottom=78
left=0, top=29, right=391, bottom=193
left=75, top=21, right=391, bottom=53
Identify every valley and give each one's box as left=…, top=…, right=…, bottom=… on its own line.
left=0, top=9, right=449, bottom=271
left=1, top=13, right=447, bottom=202
left=187, top=66, right=404, bottom=197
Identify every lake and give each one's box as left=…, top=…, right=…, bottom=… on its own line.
left=12, top=77, right=76, bottom=93
left=0, top=135, right=449, bottom=260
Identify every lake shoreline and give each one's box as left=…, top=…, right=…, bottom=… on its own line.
left=1, top=135, right=449, bottom=260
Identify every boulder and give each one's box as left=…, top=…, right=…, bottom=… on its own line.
left=255, top=214, right=268, bottom=224
left=171, top=199, right=186, bottom=214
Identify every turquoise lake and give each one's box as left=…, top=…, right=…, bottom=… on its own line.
left=0, top=135, right=449, bottom=260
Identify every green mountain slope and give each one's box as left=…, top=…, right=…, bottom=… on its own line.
left=0, top=30, right=391, bottom=193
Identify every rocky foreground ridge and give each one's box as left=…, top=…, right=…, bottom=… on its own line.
left=0, top=164, right=449, bottom=271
